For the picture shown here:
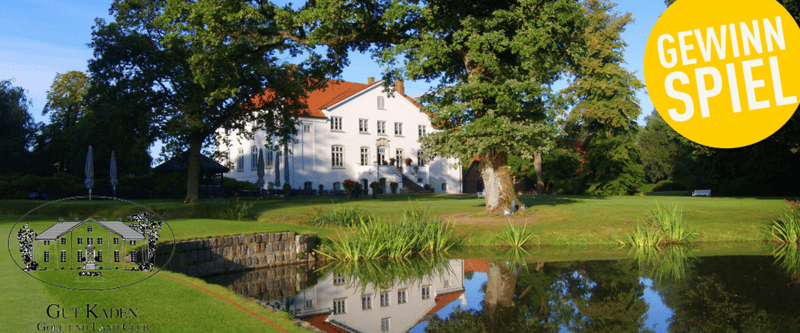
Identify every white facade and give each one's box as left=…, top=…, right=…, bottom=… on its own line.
left=217, top=80, right=463, bottom=194
left=283, top=259, right=466, bottom=333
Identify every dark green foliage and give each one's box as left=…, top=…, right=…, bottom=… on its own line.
left=0, top=79, right=36, bottom=175
left=565, top=0, right=645, bottom=196
left=637, top=110, right=694, bottom=183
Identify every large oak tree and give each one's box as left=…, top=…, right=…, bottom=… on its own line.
left=89, top=0, right=337, bottom=203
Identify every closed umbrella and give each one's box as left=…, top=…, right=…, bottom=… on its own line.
left=110, top=150, right=118, bottom=199
left=274, top=151, right=281, bottom=187
left=255, top=148, right=265, bottom=196
left=84, top=146, right=94, bottom=200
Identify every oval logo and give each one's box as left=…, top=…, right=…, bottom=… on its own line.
left=6, top=196, right=175, bottom=291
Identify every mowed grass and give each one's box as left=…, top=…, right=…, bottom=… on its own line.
left=1, top=194, right=791, bottom=247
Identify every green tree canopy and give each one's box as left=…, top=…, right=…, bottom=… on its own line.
left=0, top=79, right=36, bottom=175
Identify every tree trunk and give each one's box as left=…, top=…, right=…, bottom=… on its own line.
left=184, top=135, right=202, bottom=204
left=484, top=261, right=517, bottom=326
left=534, top=151, right=544, bottom=195
left=479, top=149, right=520, bottom=213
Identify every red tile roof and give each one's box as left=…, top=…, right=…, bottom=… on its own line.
left=465, top=259, right=488, bottom=273
left=302, top=314, right=350, bottom=333
left=413, top=291, right=466, bottom=329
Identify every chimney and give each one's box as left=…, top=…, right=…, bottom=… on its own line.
left=394, top=80, right=405, bottom=96
left=367, top=77, right=375, bottom=84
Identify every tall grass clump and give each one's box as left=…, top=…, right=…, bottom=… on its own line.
left=770, top=200, right=800, bottom=244
left=316, top=256, right=454, bottom=291
left=623, top=203, right=697, bottom=247
left=496, top=223, right=533, bottom=249
left=310, top=204, right=371, bottom=227
left=316, top=206, right=455, bottom=262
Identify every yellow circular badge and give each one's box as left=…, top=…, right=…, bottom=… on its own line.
left=644, top=0, right=800, bottom=148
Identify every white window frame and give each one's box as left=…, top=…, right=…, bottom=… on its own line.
left=422, top=285, right=431, bottom=300
left=266, top=147, right=273, bottom=168
left=333, top=298, right=346, bottom=315
left=360, top=147, right=369, bottom=166
left=394, top=122, right=403, bottom=136
left=77, top=250, right=83, bottom=262
left=332, top=145, right=344, bottom=168
left=331, top=117, right=343, bottom=131
left=237, top=148, right=244, bottom=171
left=396, top=149, right=404, bottom=165
left=418, top=150, right=425, bottom=166
left=419, top=125, right=426, bottom=137
left=97, top=237, right=103, bottom=245
left=377, top=96, right=385, bottom=109
left=362, top=294, right=372, bottom=310
left=377, top=120, right=386, bottom=135
left=359, top=119, right=369, bottom=133
left=442, top=183, right=447, bottom=192
left=61, top=250, right=66, bottom=263
left=397, top=289, right=407, bottom=304
left=113, top=238, right=119, bottom=245
left=44, top=251, right=49, bottom=263
left=380, top=291, right=390, bottom=307
left=381, top=318, right=390, bottom=332
left=303, top=124, right=311, bottom=133
left=114, top=250, right=120, bottom=263
left=251, top=146, right=258, bottom=170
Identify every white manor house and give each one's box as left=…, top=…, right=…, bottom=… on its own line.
left=217, top=78, right=463, bottom=194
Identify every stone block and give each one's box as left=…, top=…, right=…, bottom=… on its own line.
left=268, top=255, right=275, bottom=265
left=266, top=243, right=273, bottom=252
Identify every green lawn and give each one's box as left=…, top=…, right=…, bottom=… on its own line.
left=1, top=194, right=791, bottom=332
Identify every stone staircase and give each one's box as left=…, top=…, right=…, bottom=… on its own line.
left=399, top=174, right=433, bottom=194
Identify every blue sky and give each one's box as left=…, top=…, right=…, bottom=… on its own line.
left=1, top=0, right=667, bottom=155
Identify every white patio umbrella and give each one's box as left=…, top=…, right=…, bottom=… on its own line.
left=255, top=148, right=265, bottom=196
left=110, top=150, right=118, bottom=199
left=84, top=146, right=95, bottom=200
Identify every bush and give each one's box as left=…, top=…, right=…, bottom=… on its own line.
left=623, top=203, right=697, bottom=247
left=771, top=200, right=800, bottom=244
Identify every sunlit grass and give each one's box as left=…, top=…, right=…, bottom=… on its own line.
left=622, top=203, right=698, bottom=247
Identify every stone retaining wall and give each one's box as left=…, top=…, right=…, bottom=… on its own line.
left=204, top=263, right=317, bottom=302
left=155, top=232, right=316, bottom=277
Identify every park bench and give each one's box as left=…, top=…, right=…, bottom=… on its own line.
left=477, top=191, right=485, bottom=199
left=692, top=189, right=711, bottom=197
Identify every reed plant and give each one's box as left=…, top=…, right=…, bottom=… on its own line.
left=771, top=243, right=800, bottom=284
left=770, top=200, right=800, bottom=244
left=310, top=204, right=371, bottom=227
left=496, top=222, right=533, bottom=249
left=629, top=244, right=694, bottom=282
left=622, top=203, right=696, bottom=247
left=316, top=206, right=456, bottom=261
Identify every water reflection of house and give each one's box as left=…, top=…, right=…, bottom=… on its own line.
left=286, top=259, right=466, bottom=333
left=34, top=218, right=145, bottom=270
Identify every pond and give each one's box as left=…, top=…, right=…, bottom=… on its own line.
left=202, top=244, right=800, bottom=332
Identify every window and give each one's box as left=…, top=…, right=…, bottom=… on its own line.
left=77, top=238, right=83, bottom=245
left=444, top=279, right=450, bottom=288
left=305, top=300, right=313, bottom=308
left=442, top=183, right=447, bottom=192
left=396, top=149, right=404, bottom=165
left=360, top=147, right=369, bottom=166
left=44, top=240, right=50, bottom=246
left=251, top=146, right=258, bottom=169
left=377, top=121, right=386, bottom=134
left=303, top=124, right=311, bottom=133
left=87, top=237, right=93, bottom=245
left=97, top=237, right=103, bottom=245
left=114, top=238, right=119, bottom=245
left=87, top=226, right=93, bottom=233
left=77, top=250, right=83, bottom=262
left=266, top=147, right=273, bottom=168
left=114, top=250, right=120, bottom=263
left=397, top=289, right=407, bottom=304
left=97, top=250, right=102, bottom=262
left=419, top=125, right=426, bottom=137
left=332, top=146, right=344, bottom=168
left=130, top=250, right=137, bottom=262
left=61, top=238, right=67, bottom=245
left=394, top=122, right=403, bottom=136
left=333, top=273, right=345, bottom=285
left=237, top=148, right=244, bottom=171
left=362, top=295, right=372, bottom=310
left=380, top=291, right=390, bottom=307
left=44, top=251, right=49, bottom=263
left=331, top=117, right=343, bottom=131
left=422, top=285, right=431, bottom=300
left=61, top=250, right=66, bottom=263
left=333, top=298, right=346, bottom=315
left=381, top=318, right=390, bottom=332
left=377, top=96, right=385, bottom=109
left=304, top=181, right=313, bottom=190
left=377, top=147, right=386, bottom=164
left=418, top=150, right=425, bottom=166
left=359, top=119, right=369, bottom=133
left=361, top=179, right=368, bottom=191
left=130, top=240, right=137, bottom=246
left=333, top=182, right=342, bottom=191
